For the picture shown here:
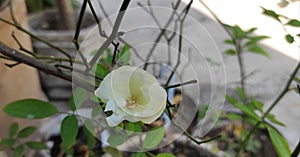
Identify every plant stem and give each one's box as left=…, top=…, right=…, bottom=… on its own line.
left=235, top=61, right=300, bottom=156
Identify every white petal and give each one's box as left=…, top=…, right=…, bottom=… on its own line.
left=94, top=73, right=112, bottom=102
left=104, top=100, right=116, bottom=112
left=106, top=113, right=125, bottom=127
left=140, top=103, right=166, bottom=124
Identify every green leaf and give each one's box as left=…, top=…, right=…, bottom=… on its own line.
left=107, top=134, right=126, bottom=147
left=293, top=77, right=300, bottom=84
left=227, top=99, right=261, bottom=122
left=3, top=99, right=58, bottom=119
left=236, top=86, right=247, bottom=102
left=225, top=95, right=238, bottom=105
left=232, top=25, right=245, bottom=39
left=245, top=27, right=257, bottom=34
left=103, top=146, right=122, bottom=157
left=69, top=87, right=88, bottom=111
left=245, top=35, right=269, bottom=47
left=93, top=63, right=110, bottom=78
left=285, top=34, right=294, bottom=43
left=17, top=126, right=36, bottom=138
left=0, top=138, right=15, bottom=148
left=9, top=123, right=19, bottom=138
left=267, top=126, right=291, bottom=157
left=224, top=49, right=236, bottom=55
left=224, top=39, right=234, bottom=45
left=61, top=115, right=78, bottom=149
left=125, top=122, right=142, bottom=135
left=286, top=19, right=300, bottom=27
left=13, top=144, right=24, bottom=157
left=91, top=106, right=103, bottom=118
left=117, top=44, right=131, bottom=65
left=226, top=113, right=242, bottom=120
left=83, top=119, right=96, bottom=149
left=251, top=97, right=264, bottom=113
left=132, top=152, right=147, bottom=157
left=156, top=153, right=176, bottom=157
left=266, top=113, right=285, bottom=126
left=261, top=7, right=280, bottom=22
left=247, top=46, right=269, bottom=58
left=142, top=127, right=164, bottom=149
left=26, top=141, right=48, bottom=150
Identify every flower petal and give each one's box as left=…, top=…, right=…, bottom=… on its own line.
left=106, top=113, right=125, bottom=127
left=94, top=73, right=112, bottom=102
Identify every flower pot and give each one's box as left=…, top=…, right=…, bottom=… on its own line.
left=28, top=10, right=95, bottom=110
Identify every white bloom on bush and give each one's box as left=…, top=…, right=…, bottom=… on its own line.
left=95, top=66, right=167, bottom=126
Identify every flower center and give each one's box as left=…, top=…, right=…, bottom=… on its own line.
left=126, top=96, right=137, bottom=108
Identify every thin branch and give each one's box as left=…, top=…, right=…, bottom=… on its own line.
left=72, top=0, right=90, bottom=70
left=88, top=0, right=131, bottom=71
left=0, top=8, right=73, bottom=65
left=5, top=62, right=21, bottom=68
left=165, top=0, right=193, bottom=86
left=112, top=42, right=120, bottom=65
left=143, top=0, right=182, bottom=69
left=55, top=64, right=103, bottom=80
left=165, top=79, right=197, bottom=89
left=0, top=41, right=94, bottom=92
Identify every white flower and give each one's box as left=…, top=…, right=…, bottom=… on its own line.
left=95, top=66, right=167, bottom=126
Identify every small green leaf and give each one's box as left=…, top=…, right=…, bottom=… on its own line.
left=13, top=144, right=24, bottom=157
left=132, top=152, right=147, bottom=157
left=267, top=126, right=291, bottom=157
left=266, top=114, right=285, bottom=126
left=103, top=146, right=122, bottom=157
left=17, top=126, right=36, bottom=138
left=236, top=86, right=247, bottom=102
left=117, top=44, right=131, bottom=65
left=286, top=19, right=300, bottom=27
left=251, top=97, right=264, bottom=113
left=229, top=101, right=261, bottom=122
left=285, top=34, right=294, bottom=43
left=125, top=122, right=142, bottom=135
left=26, top=141, right=48, bottom=150
left=61, top=115, right=78, bottom=149
left=248, top=46, right=269, bottom=58
left=142, top=127, right=164, bottom=149
left=157, top=153, right=176, bottom=157
left=0, top=138, right=15, bottom=148
left=91, top=106, right=103, bottom=118
left=224, top=39, right=234, bottom=45
left=245, top=27, right=257, bottom=34
left=224, top=49, right=237, bottom=55
left=225, top=95, right=238, bottom=105
left=9, top=123, right=19, bottom=138
left=245, top=35, right=269, bottom=47
left=69, top=87, right=88, bottom=111
left=226, top=113, right=242, bottom=120
left=232, top=25, right=245, bottom=39
left=261, top=7, right=280, bottom=22
left=293, top=77, right=300, bottom=84
left=93, top=63, right=110, bottom=78
left=83, top=119, right=96, bottom=149
left=3, top=99, right=58, bottom=119
left=107, top=134, right=126, bottom=147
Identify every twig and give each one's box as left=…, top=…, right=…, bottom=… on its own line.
left=55, top=64, right=103, bottom=80
left=0, top=41, right=94, bottom=92
left=143, top=0, right=182, bottom=69
left=0, top=5, right=73, bottom=65
left=165, top=0, right=193, bottom=86
left=165, top=79, right=197, bottom=89
left=112, top=42, right=120, bottom=65
left=88, top=0, right=131, bottom=71
left=72, top=0, right=90, bottom=70
left=5, top=62, right=21, bottom=68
